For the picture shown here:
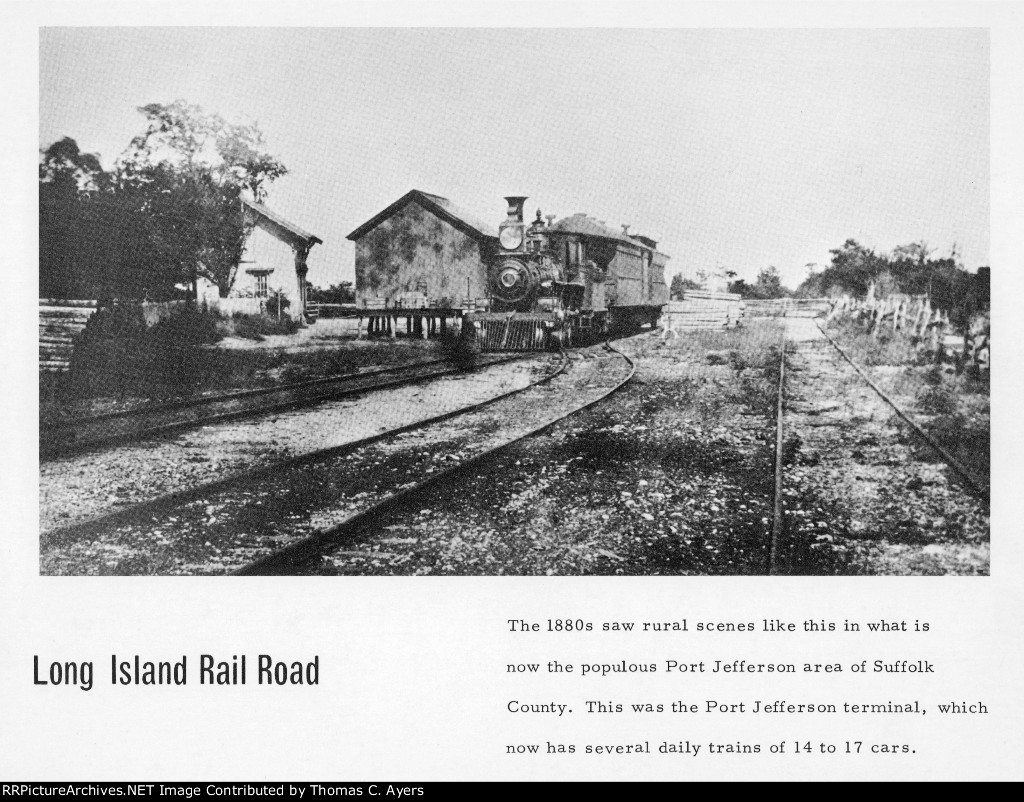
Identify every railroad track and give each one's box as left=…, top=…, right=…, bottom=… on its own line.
left=40, top=334, right=644, bottom=575
left=813, top=322, right=988, bottom=500
left=239, top=339, right=638, bottom=575
left=768, top=319, right=989, bottom=575
left=40, top=354, right=525, bottom=460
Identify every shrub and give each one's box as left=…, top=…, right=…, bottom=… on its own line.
left=148, top=304, right=221, bottom=346
left=67, top=303, right=224, bottom=398
left=916, top=384, right=958, bottom=415
left=265, top=290, right=291, bottom=316
left=221, top=313, right=300, bottom=341
left=438, top=324, right=479, bottom=369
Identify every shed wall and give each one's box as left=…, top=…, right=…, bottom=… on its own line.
left=354, top=201, right=492, bottom=307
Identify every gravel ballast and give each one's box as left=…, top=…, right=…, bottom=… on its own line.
left=40, top=356, right=552, bottom=534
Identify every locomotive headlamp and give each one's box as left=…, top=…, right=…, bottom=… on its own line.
left=499, top=226, right=524, bottom=250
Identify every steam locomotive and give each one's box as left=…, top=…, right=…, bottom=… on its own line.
left=470, top=196, right=669, bottom=350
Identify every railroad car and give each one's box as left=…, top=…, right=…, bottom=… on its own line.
left=470, top=197, right=669, bottom=350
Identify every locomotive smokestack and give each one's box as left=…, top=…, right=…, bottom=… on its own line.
left=622, top=224, right=631, bottom=236
left=545, top=215, right=556, bottom=228
left=504, top=196, right=528, bottom=223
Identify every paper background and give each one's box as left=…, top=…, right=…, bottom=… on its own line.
left=3, top=0, right=1022, bottom=782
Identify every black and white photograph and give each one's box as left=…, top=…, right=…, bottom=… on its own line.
left=37, top=26, right=989, bottom=576
left=4, top=0, right=1023, bottom=785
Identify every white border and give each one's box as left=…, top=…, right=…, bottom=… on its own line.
left=3, top=1, right=1022, bottom=782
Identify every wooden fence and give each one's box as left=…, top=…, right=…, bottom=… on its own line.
left=826, top=291, right=989, bottom=371
left=201, top=296, right=264, bottom=317
left=826, top=293, right=948, bottom=342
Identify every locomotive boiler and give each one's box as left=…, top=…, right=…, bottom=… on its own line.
left=470, top=196, right=669, bottom=350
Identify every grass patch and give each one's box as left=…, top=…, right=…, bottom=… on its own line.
left=218, top=313, right=300, bottom=341
left=43, top=304, right=443, bottom=417
left=660, top=320, right=785, bottom=370
left=898, top=413, right=990, bottom=484
left=826, top=315, right=989, bottom=485
left=825, top=317, right=925, bottom=367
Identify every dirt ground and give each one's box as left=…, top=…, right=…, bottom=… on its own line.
left=40, top=356, right=550, bottom=536
left=308, top=320, right=988, bottom=576
left=310, top=325, right=787, bottom=575
left=39, top=348, right=616, bottom=575
left=798, top=318, right=990, bottom=575
left=41, top=318, right=989, bottom=576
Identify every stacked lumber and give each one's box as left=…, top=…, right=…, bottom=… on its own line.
left=664, top=291, right=744, bottom=330
left=39, top=299, right=97, bottom=372
left=744, top=298, right=832, bottom=318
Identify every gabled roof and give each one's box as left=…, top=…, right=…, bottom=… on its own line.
left=549, top=213, right=638, bottom=245
left=346, top=189, right=498, bottom=242
left=243, top=198, right=323, bottom=246
left=549, top=213, right=665, bottom=255
left=630, top=234, right=659, bottom=250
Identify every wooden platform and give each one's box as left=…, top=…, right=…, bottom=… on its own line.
left=355, top=307, right=467, bottom=339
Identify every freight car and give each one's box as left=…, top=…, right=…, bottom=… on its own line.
left=470, top=196, right=669, bottom=350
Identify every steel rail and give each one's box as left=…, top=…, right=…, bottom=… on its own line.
left=41, top=354, right=524, bottom=460
left=813, top=321, right=989, bottom=501
left=54, top=357, right=454, bottom=424
left=768, top=335, right=787, bottom=575
left=234, top=339, right=640, bottom=575
left=41, top=351, right=569, bottom=549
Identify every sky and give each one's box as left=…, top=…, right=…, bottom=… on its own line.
left=39, top=27, right=989, bottom=291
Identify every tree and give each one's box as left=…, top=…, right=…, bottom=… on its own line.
left=752, top=266, right=787, bottom=299
left=891, top=241, right=933, bottom=266
left=39, top=138, right=115, bottom=298
left=124, top=162, right=250, bottom=298
left=796, top=239, right=887, bottom=298
left=726, top=278, right=750, bottom=297
left=119, top=101, right=287, bottom=202
left=115, top=101, right=289, bottom=297
left=669, top=273, right=701, bottom=299
left=728, top=267, right=791, bottom=299
left=309, top=282, right=356, bottom=305
left=39, top=137, right=108, bottom=191
left=40, top=103, right=289, bottom=300
left=794, top=237, right=982, bottom=329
